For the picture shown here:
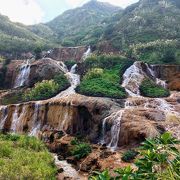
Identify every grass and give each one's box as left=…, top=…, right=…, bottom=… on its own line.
left=140, top=79, right=170, bottom=98
left=0, top=133, right=57, bottom=179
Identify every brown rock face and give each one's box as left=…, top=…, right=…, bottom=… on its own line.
left=1, top=92, right=179, bottom=147
left=3, top=58, right=63, bottom=88
left=151, top=65, right=180, bottom=91
left=47, top=46, right=88, bottom=62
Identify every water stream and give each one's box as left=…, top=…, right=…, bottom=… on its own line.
left=54, top=62, right=80, bottom=98
left=0, top=106, right=8, bottom=130
left=14, top=59, right=31, bottom=88
left=29, top=103, right=41, bottom=136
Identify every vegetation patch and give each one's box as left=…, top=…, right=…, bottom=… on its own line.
left=90, top=132, right=180, bottom=180
left=77, top=55, right=133, bottom=99
left=127, top=40, right=180, bottom=64
left=24, top=74, right=70, bottom=101
left=140, top=79, right=170, bottom=98
left=0, top=133, right=57, bottom=179
left=70, top=138, right=91, bottom=160
left=121, top=149, right=139, bottom=162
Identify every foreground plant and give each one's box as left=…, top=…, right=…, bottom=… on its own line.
left=0, top=133, right=57, bottom=179
left=89, top=132, right=180, bottom=180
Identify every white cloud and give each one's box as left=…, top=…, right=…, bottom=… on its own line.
left=0, top=0, right=44, bottom=25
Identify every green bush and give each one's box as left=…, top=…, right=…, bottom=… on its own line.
left=77, top=68, right=127, bottom=98
left=0, top=133, right=57, bottom=179
left=53, top=74, right=70, bottom=90
left=140, top=79, right=170, bottom=98
left=84, top=55, right=133, bottom=77
left=77, top=55, right=133, bottom=99
left=90, top=132, right=180, bottom=180
left=128, top=39, right=180, bottom=64
left=24, top=74, right=70, bottom=101
left=121, top=150, right=139, bottom=162
left=24, top=80, right=59, bottom=101
left=71, top=142, right=91, bottom=160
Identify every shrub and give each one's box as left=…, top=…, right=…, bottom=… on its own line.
left=140, top=79, right=170, bottom=97
left=77, top=68, right=127, bottom=99
left=24, top=74, right=70, bottom=101
left=71, top=142, right=91, bottom=160
left=89, top=132, right=180, bottom=180
left=53, top=74, right=70, bottom=91
left=121, top=150, right=139, bottom=162
left=77, top=55, right=133, bottom=99
left=128, top=39, right=180, bottom=64
left=24, top=80, right=59, bottom=101
left=84, top=55, right=133, bottom=75
left=0, top=133, right=57, bottom=179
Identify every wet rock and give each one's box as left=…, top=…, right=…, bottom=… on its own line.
left=57, top=168, right=64, bottom=173
left=66, top=157, right=77, bottom=166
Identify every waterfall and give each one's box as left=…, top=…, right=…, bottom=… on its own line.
left=122, top=62, right=168, bottom=97
left=122, top=62, right=145, bottom=96
left=0, top=106, right=8, bottom=130
left=14, top=59, right=31, bottom=88
left=11, top=105, right=26, bottom=132
left=145, top=63, right=167, bottom=88
left=82, top=46, right=91, bottom=60
left=11, top=105, right=20, bottom=132
left=29, top=103, right=41, bottom=136
left=101, top=110, right=124, bottom=150
left=54, top=62, right=80, bottom=98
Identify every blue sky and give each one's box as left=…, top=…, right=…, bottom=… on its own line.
left=0, top=0, right=138, bottom=25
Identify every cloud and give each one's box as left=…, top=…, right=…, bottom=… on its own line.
left=0, top=0, right=44, bottom=25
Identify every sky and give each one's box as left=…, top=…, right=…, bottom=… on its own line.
left=0, top=0, right=138, bottom=25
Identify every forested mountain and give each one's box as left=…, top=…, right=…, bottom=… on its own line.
left=0, top=0, right=179, bottom=62
left=101, top=0, right=180, bottom=50
left=45, top=0, right=120, bottom=46
left=0, top=14, right=53, bottom=57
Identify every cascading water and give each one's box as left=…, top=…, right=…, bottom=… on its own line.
left=0, top=106, right=8, bottom=130
left=54, top=62, right=80, bottom=98
left=145, top=63, right=167, bottom=88
left=82, top=46, right=91, bottom=60
left=122, top=62, right=168, bottom=97
left=29, top=103, right=41, bottom=136
left=101, top=110, right=124, bottom=150
left=122, top=62, right=145, bottom=96
left=11, top=105, right=26, bottom=132
left=14, top=59, right=31, bottom=88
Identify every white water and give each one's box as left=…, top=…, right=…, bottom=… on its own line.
left=122, top=62, right=167, bottom=97
left=82, top=46, right=91, bottom=61
left=101, top=110, right=124, bottom=150
left=54, top=154, right=83, bottom=179
left=54, top=62, right=80, bottom=98
left=29, top=103, right=41, bottom=136
left=14, top=60, right=31, bottom=88
left=11, top=105, right=26, bottom=132
left=122, top=62, right=145, bottom=96
left=145, top=64, right=167, bottom=88
left=0, top=106, right=8, bottom=130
